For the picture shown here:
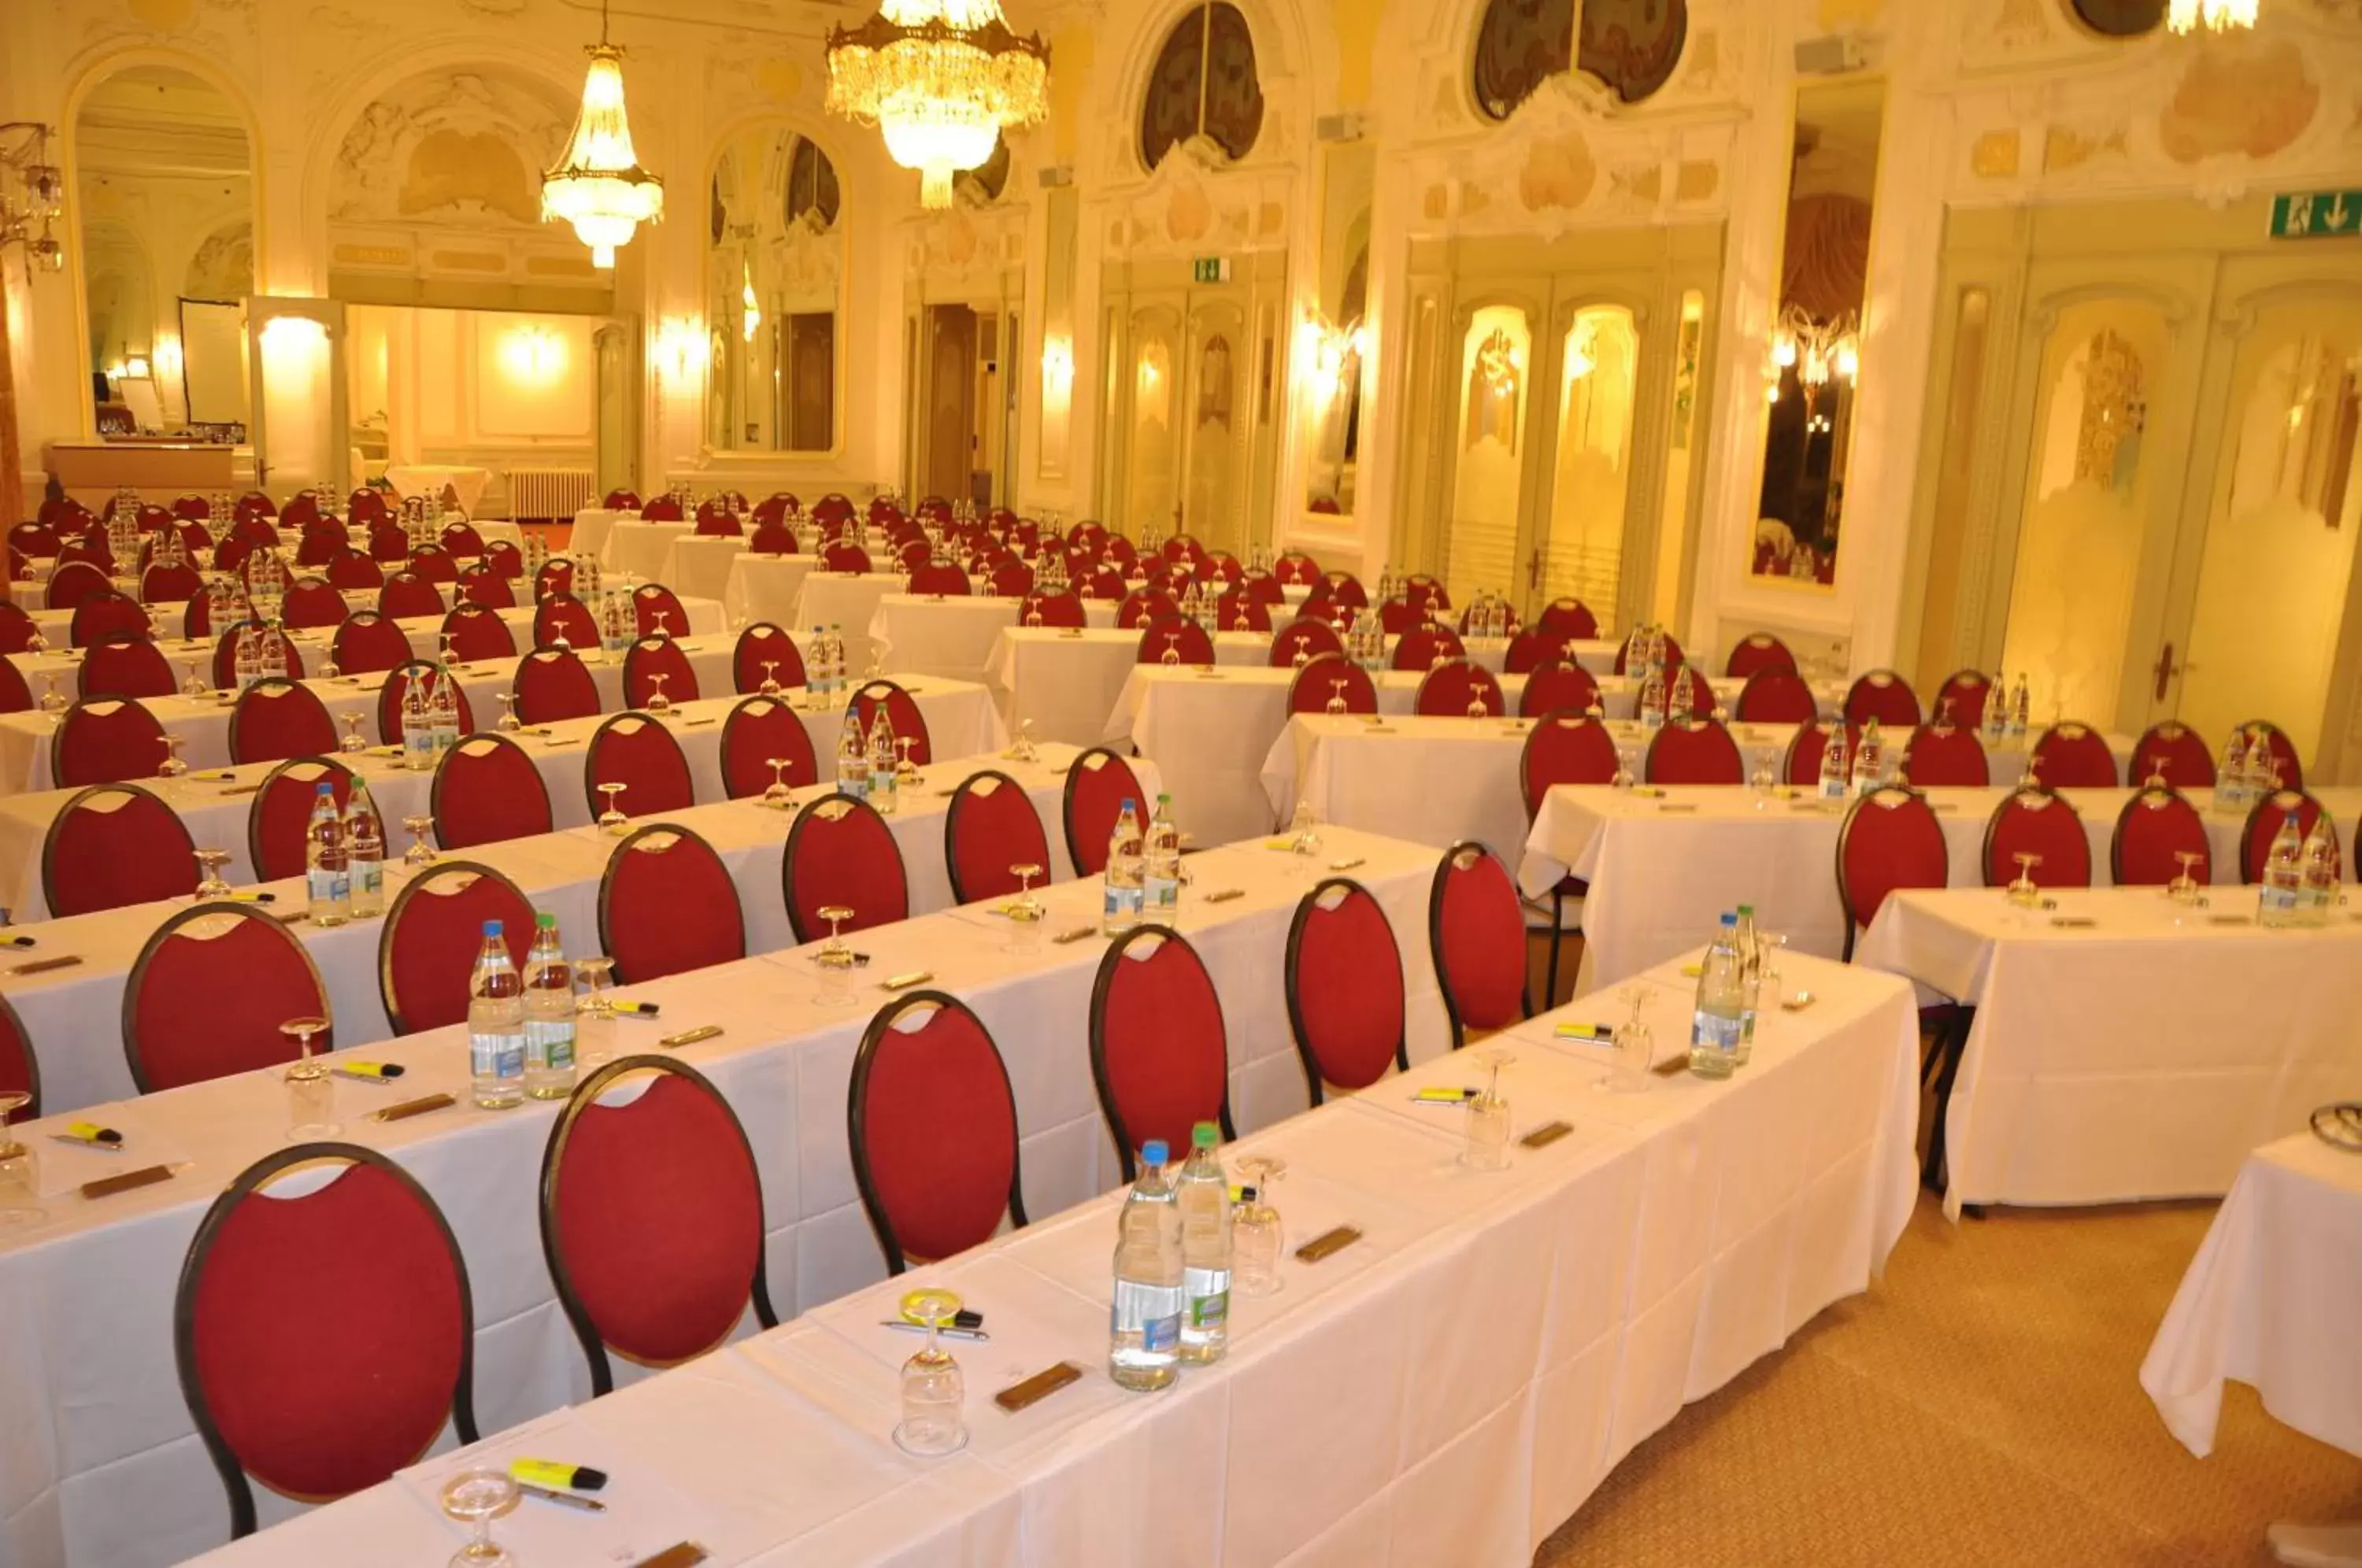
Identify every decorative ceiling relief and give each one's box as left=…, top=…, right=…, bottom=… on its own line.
left=329, top=68, right=570, bottom=229
left=1100, top=135, right=1290, bottom=259
left=2157, top=39, right=2318, bottom=163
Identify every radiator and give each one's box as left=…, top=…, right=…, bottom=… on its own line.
left=506, top=468, right=595, bottom=521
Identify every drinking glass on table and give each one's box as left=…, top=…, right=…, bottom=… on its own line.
left=893, top=1286, right=968, bottom=1457
left=2167, top=852, right=2205, bottom=907
left=1597, top=983, right=1657, bottom=1093
left=193, top=848, right=234, bottom=900
left=1005, top=864, right=1045, bottom=954
left=761, top=756, right=797, bottom=810
left=596, top=782, right=630, bottom=834
left=644, top=671, right=672, bottom=716
left=2005, top=852, right=2042, bottom=915
left=1285, top=797, right=1323, bottom=870
left=37, top=673, right=65, bottom=718
left=813, top=905, right=858, bottom=1005
left=894, top=736, right=921, bottom=792
left=156, top=734, right=189, bottom=796
left=1161, top=632, right=1182, bottom=668
left=758, top=660, right=782, bottom=697
left=1461, top=1049, right=1514, bottom=1171
left=280, top=1016, right=338, bottom=1139
left=1231, top=1155, right=1286, bottom=1295
left=179, top=659, right=207, bottom=698
left=0, top=1090, right=43, bottom=1230
left=1747, top=741, right=1777, bottom=805
left=1324, top=679, right=1349, bottom=716
left=1610, top=738, right=1638, bottom=791
left=439, top=1466, right=520, bottom=1568
left=494, top=693, right=521, bottom=734
left=338, top=711, right=368, bottom=753
left=574, top=955, right=616, bottom=1067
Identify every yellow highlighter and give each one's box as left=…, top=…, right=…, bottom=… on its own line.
left=509, top=1459, right=607, bottom=1492
left=50, top=1121, right=124, bottom=1150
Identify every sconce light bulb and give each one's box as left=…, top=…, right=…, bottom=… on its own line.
left=1773, top=338, right=1798, bottom=369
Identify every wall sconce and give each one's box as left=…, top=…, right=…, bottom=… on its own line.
left=1040, top=334, right=1074, bottom=395
left=124, top=353, right=150, bottom=380
left=656, top=316, right=707, bottom=383
left=0, top=122, right=65, bottom=276
left=154, top=335, right=183, bottom=381
left=740, top=268, right=760, bottom=343
left=1296, top=310, right=1369, bottom=403
left=1766, top=304, right=1859, bottom=406
left=502, top=324, right=565, bottom=382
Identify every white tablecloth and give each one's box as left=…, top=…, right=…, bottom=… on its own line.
left=800, top=574, right=908, bottom=677
left=602, top=519, right=691, bottom=583
left=1519, top=783, right=2362, bottom=993
left=1856, top=885, right=2362, bottom=1215
left=568, top=506, right=632, bottom=564
left=2, top=823, right=1444, bottom=1568
left=871, top=595, right=1117, bottom=688
left=383, top=465, right=492, bottom=514
left=658, top=534, right=748, bottom=603
left=178, top=946, right=1919, bottom=1568
left=2142, top=1130, right=2362, bottom=1459
left=987, top=623, right=1253, bottom=749
left=720, top=551, right=820, bottom=633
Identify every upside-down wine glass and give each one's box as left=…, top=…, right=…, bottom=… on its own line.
left=439, top=1467, right=519, bottom=1568
left=156, top=734, right=189, bottom=796
left=759, top=660, right=782, bottom=697
left=0, top=1090, right=43, bottom=1230
left=596, top=782, right=630, bottom=834
left=337, top=711, right=368, bottom=754
left=280, top=1016, right=338, bottom=1139
left=893, top=1286, right=968, bottom=1457
left=1598, top=983, right=1656, bottom=1094
left=1005, top=864, right=1045, bottom=955
left=2006, top=852, right=2043, bottom=913
left=1161, top=632, right=1182, bottom=668
left=402, top=813, right=439, bottom=867
left=1231, top=1155, right=1286, bottom=1296
left=193, top=848, right=233, bottom=899
left=2168, top=851, right=2205, bottom=908
left=761, top=756, right=798, bottom=810
left=180, top=658, right=208, bottom=698
left=495, top=693, right=521, bottom=733
left=813, top=905, right=858, bottom=1006
left=894, top=735, right=920, bottom=792
left=1324, top=678, right=1349, bottom=716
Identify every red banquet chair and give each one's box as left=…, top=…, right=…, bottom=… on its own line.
left=748, top=520, right=798, bottom=556
left=1216, top=588, right=1273, bottom=633
left=584, top=714, right=696, bottom=819
left=376, top=662, right=476, bottom=747
left=1899, top=724, right=1990, bottom=788
left=1645, top=716, right=1745, bottom=785
left=720, top=695, right=817, bottom=799
left=1734, top=668, right=1818, bottom=724
left=1117, top=588, right=1178, bottom=631
left=1612, top=629, right=1683, bottom=675
left=1414, top=658, right=1505, bottom=717
left=603, top=489, right=641, bottom=510
left=78, top=633, right=175, bottom=701
left=623, top=636, right=700, bottom=708
left=2131, top=721, right=2215, bottom=790
left=229, top=678, right=339, bottom=765
left=367, top=522, right=410, bottom=564
left=1285, top=878, right=1409, bottom=1104
left=483, top=541, right=524, bottom=582
left=1724, top=633, right=1797, bottom=680
left=533, top=592, right=598, bottom=650
left=377, top=862, right=536, bottom=1034
left=70, top=590, right=153, bottom=649
left=1079, top=566, right=1127, bottom=601
left=1309, top=572, right=1368, bottom=611
left=1518, top=658, right=1601, bottom=719
left=989, top=561, right=1035, bottom=599
left=1535, top=598, right=1599, bottom=642
left=733, top=623, right=805, bottom=693
left=909, top=560, right=970, bottom=597
left=1392, top=625, right=1465, bottom=671
left=2112, top=784, right=2212, bottom=887
left=1063, top=747, right=1145, bottom=877
left=513, top=645, right=601, bottom=725
left=347, top=488, right=388, bottom=525
left=1931, top=669, right=1995, bottom=730
left=124, top=904, right=333, bottom=1092
left=692, top=502, right=740, bottom=539
left=326, top=548, right=383, bottom=594
left=2240, top=790, right=2334, bottom=885
left=278, top=493, right=322, bottom=533
left=1845, top=669, right=1922, bottom=728
left=540, top=1057, right=779, bottom=1393
left=599, top=825, right=746, bottom=983
left=52, top=697, right=167, bottom=787
left=139, top=561, right=203, bottom=606
left=1502, top=630, right=1568, bottom=675
left=1786, top=717, right=1861, bottom=788
left=944, top=769, right=1053, bottom=904
left=633, top=583, right=690, bottom=638
left=41, top=784, right=199, bottom=917
left=849, top=680, right=931, bottom=764
left=1287, top=653, right=1376, bottom=716
left=820, top=542, right=873, bottom=573
left=1836, top=785, right=1949, bottom=960
left=295, top=523, right=345, bottom=571
left=2031, top=723, right=2118, bottom=789
left=849, top=991, right=1027, bottom=1273
left=1459, top=600, right=1523, bottom=639
left=1272, top=551, right=1320, bottom=586
left=639, top=496, right=685, bottom=522
left=457, top=564, right=516, bottom=612
left=1429, top=841, right=1531, bottom=1051
left=1982, top=786, right=2092, bottom=889
left=1136, top=616, right=1213, bottom=668
left=1375, top=598, right=1420, bottom=638
left=0, top=660, right=28, bottom=716
left=431, top=734, right=554, bottom=850
left=44, top=560, right=113, bottom=615
left=411, top=544, right=463, bottom=583
left=246, top=756, right=356, bottom=882
left=276, top=578, right=344, bottom=634
left=1089, top=927, right=1235, bottom=1182
left=1271, top=619, right=1342, bottom=667
left=0, top=601, right=39, bottom=655
left=783, top=794, right=909, bottom=941
left=1016, top=592, right=1088, bottom=630
left=377, top=571, right=445, bottom=620
left=534, top=559, right=576, bottom=602
left=438, top=604, right=516, bottom=663
left=175, top=1144, right=476, bottom=1540
left=207, top=622, right=299, bottom=689
left=1664, top=664, right=1716, bottom=720
left=2234, top=720, right=2305, bottom=793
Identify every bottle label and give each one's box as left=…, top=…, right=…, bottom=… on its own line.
left=470, top=1030, right=524, bottom=1081
left=352, top=857, right=383, bottom=901
left=1690, top=1011, right=1741, bottom=1056
left=308, top=867, right=347, bottom=907
left=526, top=1017, right=576, bottom=1073
left=1146, top=874, right=1178, bottom=913
left=1190, top=1289, right=1229, bottom=1329
left=1142, top=1311, right=1179, bottom=1353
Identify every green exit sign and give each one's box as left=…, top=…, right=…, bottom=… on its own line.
left=1191, top=256, right=1231, bottom=284
left=2269, top=190, right=2362, bottom=239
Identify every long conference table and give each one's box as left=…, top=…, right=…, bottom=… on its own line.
left=161, top=940, right=1920, bottom=1568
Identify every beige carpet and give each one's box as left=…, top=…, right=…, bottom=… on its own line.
left=1534, top=1192, right=2362, bottom=1566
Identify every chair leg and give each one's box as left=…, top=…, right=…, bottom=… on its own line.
left=1921, top=1005, right=1975, bottom=1192
left=1545, top=891, right=1565, bottom=1008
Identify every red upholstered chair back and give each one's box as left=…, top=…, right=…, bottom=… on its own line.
left=622, top=636, right=699, bottom=708
left=1983, top=786, right=2092, bottom=889
left=514, top=645, right=600, bottom=725
left=1518, top=658, right=1601, bottom=720
left=820, top=541, right=872, bottom=572
left=377, top=571, right=444, bottom=619
left=692, top=503, right=740, bottom=538
left=2235, top=720, right=2305, bottom=792
left=1413, top=658, right=1505, bottom=717
left=1519, top=712, right=1618, bottom=815
left=140, top=561, right=203, bottom=605
left=1375, top=597, right=1418, bottom=637
left=457, top=565, right=516, bottom=611
left=408, top=545, right=460, bottom=585
left=326, top=548, right=383, bottom=593
left=532, top=592, right=598, bottom=650
left=1845, top=669, right=1922, bottom=727
left=1735, top=668, right=1818, bottom=724
left=0, top=601, right=37, bottom=655
left=70, top=590, right=153, bottom=649
left=1612, top=629, right=1683, bottom=675
left=632, top=584, right=690, bottom=639
left=1430, top=841, right=1528, bottom=1049
left=79, top=633, right=176, bottom=701
left=1136, top=615, right=1214, bottom=668
left=8, top=521, right=59, bottom=557
left=126, top=905, right=332, bottom=1091
left=603, top=489, right=642, bottom=510
left=53, top=697, right=166, bottom=787
left=2031, top=722, right=2118, bottom=788
left=348, top=488, right=388, bottom=523
left=1785, top=719, right=1861, bottom=788
left=0, top=659, right=28, bottom=716
left=0, top=992, right=35, bottom=1117
left=1723, top=633, right=1797, bottom=680
left=2241, top=790, right=2334, bottom=885
left=1664, top=664, right=1716, bottom=719
left=210, top=621, right=302, bottom=690
left=1286, top=653, right=1375, bottom=716
left=987, top=560, right=1035, bottom=598
left=483, top=542, right=524, bottom=582
left=720, top=695, right=816, bottom=798
left=945, top=769, right=1051, bottom=904
left=1272, top=551, right=1320, bottom=585
left=438, top=523, right=487, bottom=559
left=1899, top=724, right=1990, bottom=788
left=747, top=522, right=797, bottom=557
left=732, top=623, right=805, bottom=694
left=750, top=494, right=789, bottom=527
left=585, top=714, right=696, bottom=819
left=278, top=494, right=320, bottom=532
left=1835, top=786, right=1948, bottom=958
left=1285, top=878, right=1408, bottom=1104
left=367, top=522, right=410, bottom=564
left=542, top=1060, right=776, bottom=1391
left=1063, top=747, right=1144, bottom=877
left=783, top=794, right=910, bottom=941
left=279, top=578, right=343, bottom=631
left=639, top=496, right=685, bottom=521
left=45, top=560, right=113, bottom=614
left=908, top=560, right=970, bottom=597
left=1391, top=625, right=1466, bottom=671
left=57, top=539, right=115, bottom=578
left=849, top=679, right=931, bottom=764
left=1931, top=669, right=1994, bottom=730
left=1014, top=591, right=1087, bottom=630
left=43, top=784, right=198, bottom=917
left=1501, top=630, right=1565, bottom=674
left=1078, top=565, right=1125, bottom=601
left=1309, top=571, right=1368, bottom=609
left=438, top=604, right=515, bottom=663
left=2131, top=721, right=2215, bottom=789
left=1644, top=716, right=1744, bottom=785
left=1271, top=619, right=1342, bottom=666
left=1457, top=598, right=1522, bottom=638
left=534, top=559, right=576, bottom=601
left=1088, top=928, right=1232, bottom=1181
left=2112, top=785, right=2212, bottom=887
left=598, top=825, right=746, bottom=983
left=229, top=679, right=339, bottom=765
left=231, top=490, right=276, bottom=523
left=178, top=1145, right=475, bottom=1537
left=1535, top=598, right=1597, bottom=641
left=431, top=734, right=553, bottom=850
left=1214, top=588, right=1272, bottom=632
left=811, top=494, right=853, bottom=524
left=375, top=662, right=475, bottom=746
left=377, top=862, right=535, bottom=1034
left=849, top=993, right=1027, bottom=1270
left=1117, top=588, right=1178, bottom=630
left=247, top=756, right=355, bottom=882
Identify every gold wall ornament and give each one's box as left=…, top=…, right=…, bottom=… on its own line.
left=540, top=4, right=665, bottom=268
left=2168, top=0, right=2260, bottom=33
left=826, top=0, right=1050, bottom=211
left=2074, top=328, right=2148, bottom=490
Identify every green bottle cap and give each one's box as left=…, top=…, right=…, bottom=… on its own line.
left=536, top=912, right=556, bottom=928
left=1192, top=1121, right=1219, bottom=1148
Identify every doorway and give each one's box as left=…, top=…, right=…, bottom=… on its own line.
left=909, top=298, right=1017, bottom=510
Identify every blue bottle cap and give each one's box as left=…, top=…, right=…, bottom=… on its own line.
left=316, top=782, right=334, bottom=795
left=1141, top=1139, right=1168, bottom=1167
left=1121, top=797, right=1137, bottom=811
left=1720, top=912, right=1738, bottom=926
left=483, top=919, right=503, bottom=937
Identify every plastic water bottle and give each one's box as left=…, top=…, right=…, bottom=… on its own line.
left=403, top=675, right=438, bottom=771
left=2260, top=817, right=2305, bottom=929
left=867, top=712, right=898, bottom=815
left=428, top=665, right=461, bottom=756
left=2009, top=675, right=2030, bottom=740
left=2243, top=730, right=2279, bottom=793
left=1109, top=1140, right=1184, bottom=1392
left=2214, top=730, right=2249, bottom=815
left=1638, top=661, right=1667, bottom=733
left=468, top=920, right=526, bottom=1110
left=1688, top=913, right=1744, bottom=1079
left=1817, top=719, right=1849, bottom=802
left=1103, top=798, right=1146, bottom=935
left=1176, top=1122, right=1232, bottom=1363
left=345, top=778, right=384, bottom=919
left=1143, top=793, right=1181, bottom=921
left=1733, top=904, right=1760, bottom=1067
left=1852, top=719, right=1885, bottom=797
left=2298, top=815, right=2339, bottom=929
left=304, top=782, right=350, bottom=926
left=1983, top=673, right=2010, bottom=745
left=835, top=712, right=868, bottom=800
left=523, top=912, right=577, bottom=1100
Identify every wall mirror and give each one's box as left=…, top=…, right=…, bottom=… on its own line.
left=707, top=122, right=844, bottom=453
left=1753, top=76, right=1884, bottom=586
left=75, top=65, right=254, bottom=439
left=1305, top=140, right=1373, bottom=518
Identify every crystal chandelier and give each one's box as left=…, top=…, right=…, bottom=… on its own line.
left=2168, top=0, right=2259, bottom=33
left=540, top=2, right=663, bottom=268
left=826, top=0, right=1050, bottom=210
